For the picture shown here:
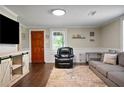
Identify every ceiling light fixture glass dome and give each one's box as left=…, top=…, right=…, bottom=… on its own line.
left=52, top=9, right=66, bottom=16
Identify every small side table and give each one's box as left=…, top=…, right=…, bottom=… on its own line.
left=85, top=52, right=103, bottom=64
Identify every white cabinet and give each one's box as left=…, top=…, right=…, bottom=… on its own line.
left=0, top=63, right=1, bottom=87
left=22, top=53, right=29, bottom=74
left=0, top=58, right=12, bottom=87
left=0, top=51, right=29, bottom=87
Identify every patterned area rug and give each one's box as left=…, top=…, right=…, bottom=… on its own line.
left=46, top=65, right=107, bottom=87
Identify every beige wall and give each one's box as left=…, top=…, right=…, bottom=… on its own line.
left=100, top=20, right=121, bottom=49
left=45, top=28, right=101, bottom=49
left=31, top=19, right=122, bottom=51
left=67, top=28, right=100, bottom=48
left=45, top=19, right=122, bottom=50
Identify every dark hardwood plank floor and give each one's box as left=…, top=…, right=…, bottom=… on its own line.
left=12, top=63, right=54, bottom=87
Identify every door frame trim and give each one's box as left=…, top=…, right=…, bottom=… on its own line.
left=29, top=29, right=46, bottom=63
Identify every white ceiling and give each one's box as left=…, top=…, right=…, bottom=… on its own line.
left=5, top=5, right=124, bottom=28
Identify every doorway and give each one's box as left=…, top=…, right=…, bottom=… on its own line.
left=31, top=31, right=44, bottom=63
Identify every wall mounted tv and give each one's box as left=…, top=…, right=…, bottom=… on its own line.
left=0, top=14, right=19, bottom=44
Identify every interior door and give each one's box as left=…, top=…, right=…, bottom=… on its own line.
left=31, top=31, right=44, bottom=63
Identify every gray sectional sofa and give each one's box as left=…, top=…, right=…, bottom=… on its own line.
left=89, top=52, right=124, bottom=87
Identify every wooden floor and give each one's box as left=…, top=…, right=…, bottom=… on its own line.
left=12, top=63, right=54, bottom=87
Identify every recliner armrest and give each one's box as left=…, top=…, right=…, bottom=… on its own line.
left=69, top=55, right=74, bottom=58
left=55, top=54, right=59, bottom=58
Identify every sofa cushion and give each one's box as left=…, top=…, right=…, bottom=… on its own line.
left=118, top=52, right=124, bottom=66
left=89, top=61, right=103, bottom=68
left=96, top=64, right=124, bottom=77
left=103, top=53, right=117, bottom=65
left=108, top=72, right=124, bottom=86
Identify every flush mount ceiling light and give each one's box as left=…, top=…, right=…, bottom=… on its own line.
left=52, top=9, right=66, bottom=16
left=88, top=11, right=96, bottom=16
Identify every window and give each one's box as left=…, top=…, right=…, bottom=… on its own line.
left=52, top=31, right=66, bottom=50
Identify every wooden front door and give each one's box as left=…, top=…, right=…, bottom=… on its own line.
left=31, top=31, right=44, bottom=63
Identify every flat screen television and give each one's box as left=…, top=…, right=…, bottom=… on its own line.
left=0, top=14, right=19, bottom=44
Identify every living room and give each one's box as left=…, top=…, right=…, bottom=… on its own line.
left=0, top=2, right=124, bottom=89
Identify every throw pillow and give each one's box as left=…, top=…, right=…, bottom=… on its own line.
left=103, top=53, right=117, bottom=65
